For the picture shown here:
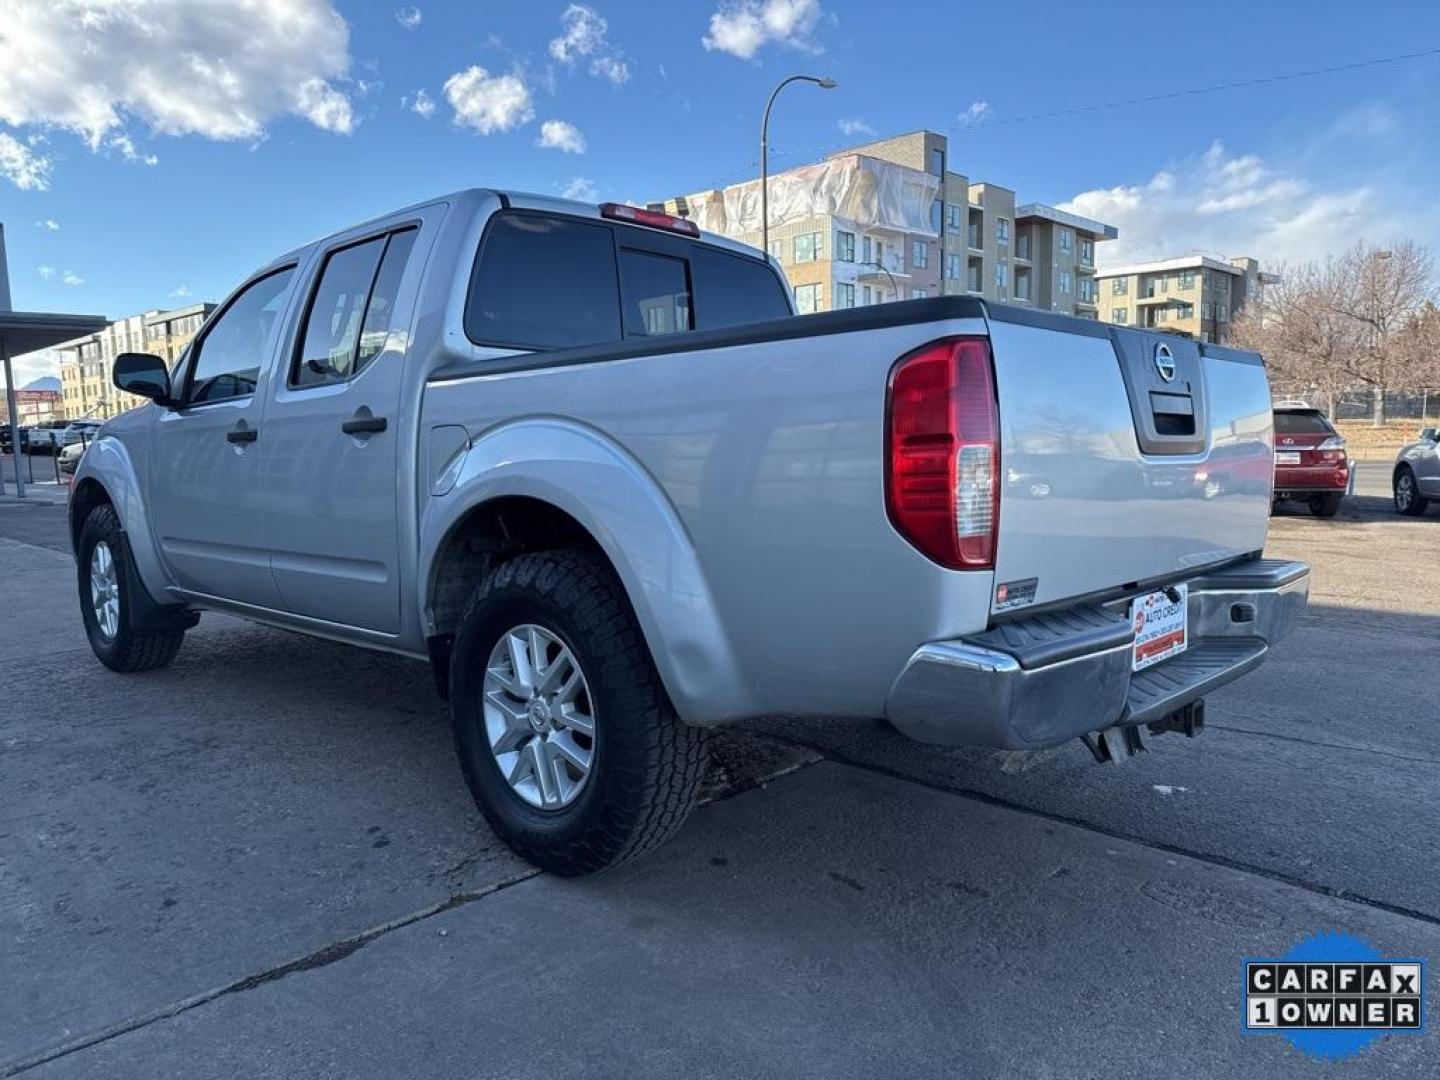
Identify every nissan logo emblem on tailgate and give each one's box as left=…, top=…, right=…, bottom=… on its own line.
left=1154, top=342, right=1177, bottom=382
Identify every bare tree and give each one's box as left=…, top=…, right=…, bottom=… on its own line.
left=1230, top=241, right=1437, bottom=423
left=1327, top=240, right=1435, bottom=424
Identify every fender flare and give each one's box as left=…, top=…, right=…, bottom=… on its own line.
left=419, top=418, right=748, bottom=726
left=71, top=436, right=174, bottom=607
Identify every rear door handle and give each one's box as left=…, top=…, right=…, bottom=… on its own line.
left=226, top=424, right=258, bottom=444
left=341, top=415, right=388, bottom=435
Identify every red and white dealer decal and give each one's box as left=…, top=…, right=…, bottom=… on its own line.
left=1130, top=585, right=1188, bottom=671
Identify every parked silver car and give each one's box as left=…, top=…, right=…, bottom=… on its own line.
left=70, top=188, right=1309, bottom=873
left=1394, top=426, right=1440, bottom=516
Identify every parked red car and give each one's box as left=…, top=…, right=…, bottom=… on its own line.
left=1272, top=405, right=1349, bottom=517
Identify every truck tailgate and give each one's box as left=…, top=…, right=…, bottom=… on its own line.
left=986, top=316, right=1272, bottom=614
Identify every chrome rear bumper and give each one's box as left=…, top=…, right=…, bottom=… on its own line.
left=885, top=558, right=1309, bottom=749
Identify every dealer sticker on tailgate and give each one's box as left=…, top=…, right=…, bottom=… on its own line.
left=1130, top=585, right=1188, bottom=671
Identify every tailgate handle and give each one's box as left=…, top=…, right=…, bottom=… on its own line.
left=1149, top=391, right=1196, bottom=437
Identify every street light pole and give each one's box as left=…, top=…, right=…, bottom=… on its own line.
left=760, top=74, right=837, bottom=257
left=868, top=260, right=898, bottom=301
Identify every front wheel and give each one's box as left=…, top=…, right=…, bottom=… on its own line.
left=77, top=504, right=185, bottom=672
left=448, top=549, right=708, bottom=875
left=1394, top=467, right=1429, bottom=516
left=1309, top=492, right=1343, bottom=518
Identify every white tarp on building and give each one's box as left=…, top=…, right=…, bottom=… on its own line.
left=684, top=154, right=941, bottom=238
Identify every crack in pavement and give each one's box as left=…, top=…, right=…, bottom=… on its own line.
left=1208, top=721, right=1440, bottom=767
left=1, top=869, right=540, bottom=1077
left=760, top=733, right=1440, bottom=931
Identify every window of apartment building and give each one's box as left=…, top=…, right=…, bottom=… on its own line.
left=1078, top=278, right=1096, bottom=303
left=1111, top=277, right=1128, bottom=296
left=967, top=218, right=982, bottom=249
left=995, top=262, right=1008, bottom=288
left=861, top=285, right=873, bottom=306
left=1178, top=270, right=1195, bottom=289
left=834, top=282, right=855, bottom=309
left=1080, top=238, right=1094, bottom=264
left=967, top=263, right=982, bottom=292
left=930, top=199, right=942, bottom=233
left=1015, top=271, right=1032, bottom=301
left=836, top=231, right=855, bottom=263
left=945, top=253, right=962, bottom=280
left=1155, top=308, right=1169, bottom=323
left=1059, top=270, right=1072, bottom=294
left=1112, top=308, right=1128, bottom=324
left=1016, top=232, right=1030, bottom=260
left=794, top=283, right=822, bottom=314
left=996, top=218, right=1010, bottom=245
left=1216, top=304, right=1228, bottom=322
left=768, top=239, right=784, bottom=262
left=911, top=287, right=928, bottom=300
left=1058, top=228, right=1073, bottom=253
left=946, top=203, right=963, bottom=229
left=1175, top=302, right=1194, bottom=319
left=928, top=148, right=944, bottom=177
left=913, top=240, right=929, bottom=269
left=794, top=232, right=821, bottom=263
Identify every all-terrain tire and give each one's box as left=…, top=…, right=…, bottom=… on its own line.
left=448, top=549, right=707, bottom=875
left=77, top=503, right=185, bottom=672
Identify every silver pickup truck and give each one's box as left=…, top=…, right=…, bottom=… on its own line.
left=72, top=189, right=1309, bottom=873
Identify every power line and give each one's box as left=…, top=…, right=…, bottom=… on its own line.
left=969, top=46, right=1440, bottom=129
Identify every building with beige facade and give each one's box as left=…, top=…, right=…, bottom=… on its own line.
left=663, top=129, right=1116, bottom=318
left=58, top=303, right=214, bottom=419
left=1093, top=255, right=1275, bottom=343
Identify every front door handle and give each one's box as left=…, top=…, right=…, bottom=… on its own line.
left=341, top=415, right=388, bottom=435
left=226, top=424, right=258, bottom=444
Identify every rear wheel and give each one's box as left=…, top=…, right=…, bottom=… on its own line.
left=1394, top=467, right=1429, bottom=516
left=448, top=549, right=707, bottom=875
left=1309, top=492, right=1343, bottom=518
left=77, top=504, right=185, bottom=672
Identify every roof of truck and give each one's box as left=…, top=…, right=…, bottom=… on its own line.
left=264, top=188, right=768, bottom=276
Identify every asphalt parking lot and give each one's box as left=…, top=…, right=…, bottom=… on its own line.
left=2, top=462, right=1436, bottom=1078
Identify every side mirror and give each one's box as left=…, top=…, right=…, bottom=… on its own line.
left=1420, top=427, right=1438, bottom=443
left=114, top=352, right=172, bottom=405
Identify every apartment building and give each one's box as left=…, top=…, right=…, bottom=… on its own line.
left=666, top=130, right=1116, bottom=317
left=58, top=302, right=214, bottom=419
left=1093, top=255, right=1275, bottom=343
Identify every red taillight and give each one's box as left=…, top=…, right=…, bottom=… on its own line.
left=599, top=202, right=701, bottom=237
left=885, top=336, right=999, bottom=570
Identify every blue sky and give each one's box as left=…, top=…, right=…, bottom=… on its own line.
left=2, top=0, right=1439, bottom=381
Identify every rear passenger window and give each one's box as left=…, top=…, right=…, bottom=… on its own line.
left=293, top=228, right=417, bottom=388
left=467, top=214, right=621, bottom=349
left=619, top=250, right=692, bottom=337
left=690, top=247, right=792, bottom=329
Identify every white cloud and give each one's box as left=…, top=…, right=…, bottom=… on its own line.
left=562, top=177, right=599, bottom=202
left=0, top=0, right=356, bottom=152
left=0, top=132, right=52, bottom=190
left=1060, top=140, right=1396, bottom=267
left=838, top=118, right=874, bottom=137
left=408, top=89, right=436, bottom=119
left=702, top=0, right=823, bottom=60
left=396, top=6, right=422, bottom=29
left=37, top=265, right=56, bottom=280
left=169, top=285, right=191, bottom=299
left=296, top=78, right=356, bottom=134
left=105, top=132, right=160, bottom=165
left=538, top=120, right=586, bottom=154
left=957, top=101, right=991, bottom=128
left=36, top=219, right=59, bottom=230
left=444, top=66, right=534, bottom=134
left=549, top=6, right=630, bottom=86
left=61, top=271, right=85, bottom=286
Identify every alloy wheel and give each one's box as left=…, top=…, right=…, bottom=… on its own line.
left=482, top=624, right=597, bottom=810
left=90, top=541, right=120, bottom=641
